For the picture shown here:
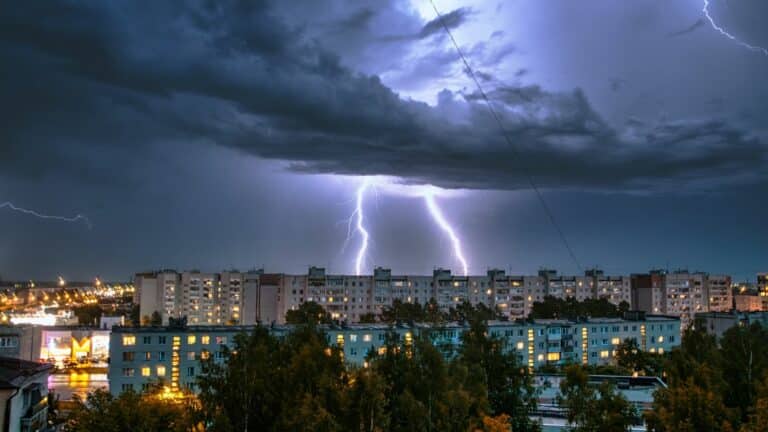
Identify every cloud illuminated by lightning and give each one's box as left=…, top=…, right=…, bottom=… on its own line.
left=0, top=201, right=92, bottom=229
left=423, top=189, right=469, bottom=276
left=703, top=0, right=768, bottom=55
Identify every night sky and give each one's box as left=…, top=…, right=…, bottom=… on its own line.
left=1, top=0, right=766, bottom=282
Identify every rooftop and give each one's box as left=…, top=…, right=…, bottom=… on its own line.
left=0, top=357, right=54, bottom=389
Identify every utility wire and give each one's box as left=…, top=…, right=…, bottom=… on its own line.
left=429, top=0, right=583, bottom=272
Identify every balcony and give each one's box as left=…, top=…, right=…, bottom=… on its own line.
left=21, top=397, right=48, bottom=432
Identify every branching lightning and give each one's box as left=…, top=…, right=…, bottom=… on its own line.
left=340, top=178, right=470, bottom=277
left=423, top=190, right=469, bottom=276
left=703, top=0, right=768, bottom=55
left=0, top=201, right=92, bottom=229
left=353, top=180, right=370, bottom=276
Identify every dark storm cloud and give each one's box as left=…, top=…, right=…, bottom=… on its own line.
left=418, top=7, right=472, bottom=39
left=667, top=18, right=705, bottom=38
left=379, top=7, right=471, bottom=42
left=1, top=0, right=767, bottom=192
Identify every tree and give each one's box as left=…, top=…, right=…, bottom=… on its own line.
left=719, top=323, right=768, bottom=423
left=64, top=388, right=195, bottom=432
left=73, top=305, right=103, bottom=326
left=615, top=337, right=664, bottom=376
left=342, top=366, right=390, bottom=432
left=645, top=326, right=737, bottom=432
left=475, top=414, right=511, bottom=432
left=457, top=318, right=540, bottom=432
left=149, top=311, right=162, bottom=326
left=446, top=301, right=501, bottom=323
left=285, top=301, right=332, bottom=325
left=557, top=365, right=637, bottom=432
left=127, top=304, right=140, bottom=326
left=381, top=299, right=426, bottom=323
left=196, top=324, right=347, bottom=431
left=740, top=376, right=768, bottom=432
left=358, top=313, right=377, bottom=324
left=529, top=296, right=622, bottom=320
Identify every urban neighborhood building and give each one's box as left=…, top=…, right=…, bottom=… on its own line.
left=108, top=313, right=681, bottom=395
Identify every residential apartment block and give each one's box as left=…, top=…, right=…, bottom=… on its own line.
left=108, top=313, right=680, bottom=395
left=631, top=270, right=733, bottom=329
left=136, top=267, right=634, bottom=325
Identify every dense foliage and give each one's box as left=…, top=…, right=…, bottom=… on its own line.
left=529, top=296, right=630, bottom=320
left=646, top=322, right=768, bottom=432
left=556, top=365, right=637, bottom=432
left=194, top=313, right=540, bottom=432
left=64, top=388, right=197, bottom=432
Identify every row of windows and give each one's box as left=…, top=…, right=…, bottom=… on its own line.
left=122, top=335, right=228, bottom=346
left=122, top=366, right=194, bottom=377
left=121, top=350, right=225, bottom=362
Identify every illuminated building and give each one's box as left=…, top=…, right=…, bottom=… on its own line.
left=108, top=313, right=680, bottom=395
left=631, top=270, right=733, bottom=329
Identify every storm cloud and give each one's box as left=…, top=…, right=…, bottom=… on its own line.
left=1, top=0, right=767, bottom=193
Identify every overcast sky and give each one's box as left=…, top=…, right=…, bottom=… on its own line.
left=1, top=0, right=766, bottom=282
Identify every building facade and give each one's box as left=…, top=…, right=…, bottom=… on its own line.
left=695, top=311, right=768, bottom=340
left=631, top=270, right=733, bottom=329
left=108, top=314, right=680, bottom=395
left=137, top=267, right=635, bottom=326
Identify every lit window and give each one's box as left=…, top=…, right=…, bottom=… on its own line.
left=187, top=352, right=196, bottom=361
left=658, top=336, right=664, bottom=343
left=600, top=350, right=610, bottom=358
left=611, top=338, right=621, bottom=345
left=201, top=335, right=210, bottom=344
left=363, top=334, right=372, bottom=342
left=658, top=348, right=664, bottom=354
left=187, top=335, right=196, bottom=345
left=547, top=352, right=561, bottom=362
left=141, top=367, right=151, bottom=377
left=377, top=347, right=386, bottom=355
left=349, top=334, right=358, bottom=342
left=201, top=350, right=210, bottom=360
left=537, top=354, right=544, bottom=361
left=516, top=341, right=524, bottom=350
left=156, top=365, right=166, bottom=377
left=122, top=335, right=136, bottom=346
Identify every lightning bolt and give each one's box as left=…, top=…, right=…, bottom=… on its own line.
left=703, top=0, right=768, bottom=55
left=353, top=180, right=370, bottom=276
left=0, top=201, right=92, bottom=229
left=423, top=190, right=469, bottom=276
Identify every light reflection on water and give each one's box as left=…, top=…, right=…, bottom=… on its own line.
left=48, top=372, right=108, bottom=401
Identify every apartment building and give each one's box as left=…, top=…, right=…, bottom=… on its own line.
left=631, top=270, right=733, bottom=329
left=758, top=273, right=768, bottom=310
left=136, top=270, right=270, bottom=326
left=108, top=313, right=680, bottom=395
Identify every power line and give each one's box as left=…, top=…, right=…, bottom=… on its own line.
left=428, top=0, right=583, bottom=272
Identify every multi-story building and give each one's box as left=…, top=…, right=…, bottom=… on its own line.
left=108, top=313, right=680, bottom=395
left=632, top=270, right=733, bottom=329
left=758, top=273, right=768, bottom=310
left=136, top=270, right=273, bottom=326
left=136, top=267, right=740, bottom=327
left=695, top=311, right=768, bottom=339
left=734, top=294, right=763, bottom=312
